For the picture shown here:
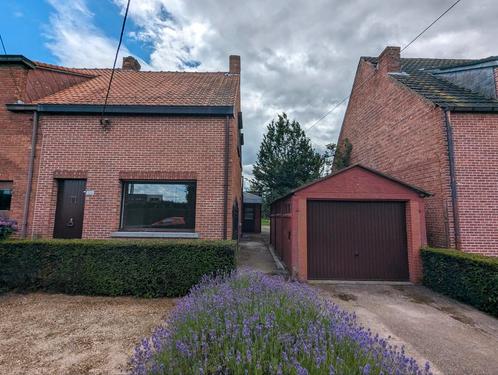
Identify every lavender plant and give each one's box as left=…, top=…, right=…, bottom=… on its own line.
left=129, top=270, right=431, bottom=375
left=0, top=217, right=17, bottom=240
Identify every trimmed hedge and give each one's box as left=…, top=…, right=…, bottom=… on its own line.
left=0, top=239, right=236, bottom=297
left=421, top=247, right=498, bottom=317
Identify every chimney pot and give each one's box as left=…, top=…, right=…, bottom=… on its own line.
left=378, top=46, right=400, bottom=73
left=122, top=56, right=141, bottom=71
left=229, top=55, right=240, bottom=74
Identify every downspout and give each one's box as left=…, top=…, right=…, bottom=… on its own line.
left=21, top=110, right=39, bottom=238
left=222, top=115, right=230, bottom=240
left=443, top=109, right=461, bottom=248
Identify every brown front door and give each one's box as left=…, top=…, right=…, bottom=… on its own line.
left=53, top=179, right=86, bottom=239
left=307, top=200, right=408, bottom=281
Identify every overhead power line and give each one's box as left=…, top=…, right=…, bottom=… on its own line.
left=0, top=33, right=7, bottom=54
left=100, top=0, right=132, bottom=127
left=304, top=0, right=464, bottom=134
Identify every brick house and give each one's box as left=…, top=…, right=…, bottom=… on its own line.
left=0, top=55, right=243, bottom=240
left=338, top=46, right=498, bottom=256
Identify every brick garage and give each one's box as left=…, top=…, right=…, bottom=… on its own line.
left=270, top=165, right=429, bottom=283
left=339, top=46, right=498, bottom=256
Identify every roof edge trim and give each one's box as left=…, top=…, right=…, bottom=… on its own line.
left=0, top=55, right=36, bottom=69
left=271, top=164, right=432, bottom=205
left=6, top=103, right=235, bottom=116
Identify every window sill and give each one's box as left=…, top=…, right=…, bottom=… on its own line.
left=111, top=231, right=199, bottom=239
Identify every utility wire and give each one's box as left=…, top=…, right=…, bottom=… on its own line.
left=0, top=33, right=7, bottom=54
left=100, top=0, right=131, bottom=124
left=401, top=0, right=462, bottom=52
left=304, top=0, right=463, bottom=134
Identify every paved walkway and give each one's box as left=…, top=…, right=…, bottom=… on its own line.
left=237, top=226, right=280, bottom=274
left=237, top=230, right=498, bottom=375
left=316, top=283, right=498, bottom=375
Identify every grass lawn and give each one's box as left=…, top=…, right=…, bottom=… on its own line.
left=0, top=293, right=175, bottom=374
left=261, top=217, right=270, bottom=226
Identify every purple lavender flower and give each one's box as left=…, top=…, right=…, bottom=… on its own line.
left=128, top=270, right=432, bottom=375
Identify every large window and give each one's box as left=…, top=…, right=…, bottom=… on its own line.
left=121, top=181, right=196, bottom=231
left=0, top=181, right=13, bottom=211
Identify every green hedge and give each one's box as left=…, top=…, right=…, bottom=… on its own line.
left=0, top=239, right=236, bottom=297
left=421, top=247, right=498, bottom=316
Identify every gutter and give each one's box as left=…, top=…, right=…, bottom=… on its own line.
left=7, top=103, right=235, bottom=116
left=222, top=115, right=230, bottom=239
left=20, top=111, right=39, bottom=238
left=443, top=109, right=461, bottom=249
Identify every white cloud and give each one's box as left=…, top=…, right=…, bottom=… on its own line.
left=44, top=0, right=498, bottom=183
left=45, top=0, right=149, bottom=69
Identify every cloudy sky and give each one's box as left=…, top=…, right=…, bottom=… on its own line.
left=2, top=0, right=497, bottom=186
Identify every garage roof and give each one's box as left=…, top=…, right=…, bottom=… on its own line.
left=243, top=192, right=263, bottom=204
left=272, top=164, right=432, bottom=204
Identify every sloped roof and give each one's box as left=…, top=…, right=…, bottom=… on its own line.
left=362, top=57, right=498, bottom=110
left=243, top=192, right=263, bottom=204
left=1, top=55, right=239, bottom=107
left=271, top=164, right=431, bottom=204
left=32, top=69, right=240, bottom=106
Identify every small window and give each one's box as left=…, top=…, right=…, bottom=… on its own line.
left=244, top=207, right=254, bottom=220
left=121, top=181, right=196, bottom=231
left=0, top=181, right=13, bottom=211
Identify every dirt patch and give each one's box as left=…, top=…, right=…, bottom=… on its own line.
left=0, top=293, right=175, bottom=375
left=436, top=305, right=475, bottom=326
left=399, top=287, right=435, bottom=305
left=335, top=292, right=357, bottom=302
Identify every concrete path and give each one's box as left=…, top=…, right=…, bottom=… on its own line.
left=237, top=230, right=498, bottom=374
left=315, top=283, right=498, bottom=375
left=237, top=226, right=280, bottom=274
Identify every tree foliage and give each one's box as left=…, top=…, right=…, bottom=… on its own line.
left=323, top=138, right=353, bottom=174
left=251, top=113, right=324, bottom=214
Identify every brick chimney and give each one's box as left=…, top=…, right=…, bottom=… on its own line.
left=229, top=55, right=240, bottom=74
left=122, top=56, right=141, bottom=71
left=378, top=46, right=400, bottom=73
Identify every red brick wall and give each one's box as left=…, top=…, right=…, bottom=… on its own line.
left=30, top=115, right=240, bottom=240
left=338, top=59, right=454, bottom=248
left=227, top=86, right=242, bottom=240
left=0, top=64, right=93, bottom=235
left=450, top=112, right=498, bottom=255
left=0, top=65, right=34, bottom=231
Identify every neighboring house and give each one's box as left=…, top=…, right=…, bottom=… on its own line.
left=338, top=46, right=498, bottom=256
left=0, top=55, right=243, bottom=240
left=242, top=192, right=262, bottom=233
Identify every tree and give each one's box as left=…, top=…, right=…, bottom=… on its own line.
left=251, top=113, right=325, bottom=215
left=323, top=138, right=352, bottom=174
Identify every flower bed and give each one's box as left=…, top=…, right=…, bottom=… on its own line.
left=130, top=271, right=431, bottom=374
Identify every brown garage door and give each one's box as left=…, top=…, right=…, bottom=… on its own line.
left=307, top=200, right=408, bottom=281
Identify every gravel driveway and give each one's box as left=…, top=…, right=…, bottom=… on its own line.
left=0, top=293, right=174, bottom=375
left=315, top=283, right=498, bottom=375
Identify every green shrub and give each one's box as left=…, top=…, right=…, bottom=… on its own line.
left=421, top=248, right=498, bottom=316
left=0, top=239, right=236, bottom=297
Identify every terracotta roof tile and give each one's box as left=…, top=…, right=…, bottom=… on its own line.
left=33, top=68, right=239, bottom=107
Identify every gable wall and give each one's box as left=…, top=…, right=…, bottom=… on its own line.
left=338, top=60, right=454, bottom=248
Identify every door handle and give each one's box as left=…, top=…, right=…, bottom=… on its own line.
left=66, top=217, right=75, bottom=227
left=354, top=251, right=359, bottom=257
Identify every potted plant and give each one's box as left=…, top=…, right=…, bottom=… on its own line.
left=0, top=216, right=17, bottom=240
